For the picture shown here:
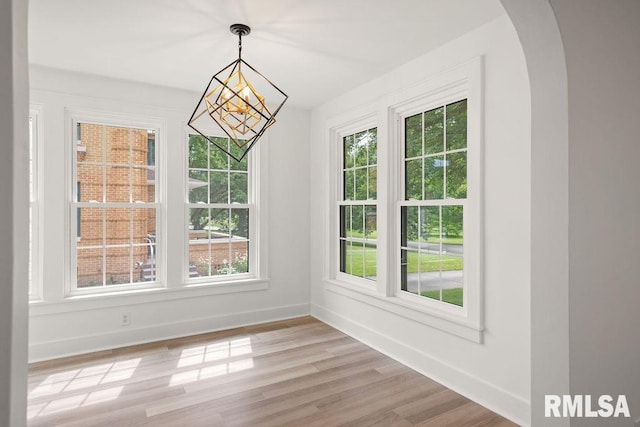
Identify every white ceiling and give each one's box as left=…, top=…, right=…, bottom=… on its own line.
left=28, top=0, right=505, bottom=109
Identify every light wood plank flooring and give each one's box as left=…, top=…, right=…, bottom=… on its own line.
left=28, top=317, right=517, bottom=426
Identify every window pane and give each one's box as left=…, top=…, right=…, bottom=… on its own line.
left=105, top=164, right=131, bottom=202
left=106, top=126, right=132, bottom=165
left=28, top=205, right=33, bottom=290
left=188, top=207, right=210, bottom=240
left=348, top=242, right=364, bottom=277
left=147, top=131, right=156, bottom=166
left=209, top=137, right=229, bottom=170
left=365, top=205, right=376, bottom=239
left=231, top=208, right=249, bottom=240
left=402, top=249, right=420, bottom=295
left=344, top=169, right=355, bottom=201
left=339, top=206, right=347, bottom=239
left=446, top=151, right=467, bottom=199
left=230, top=173, right=248, bottom=204
left=77, top=123, right=103, bottom=164
left=105, top=208, right=130, bottom=246
left=105, top=246, right=131, bottom=285
left=362, top=243, right=376, bottom=280
left=355, top=168, right=367, bottom=200
left=189, top=240, right=210, bottom=277
left=230, top=243, right=249, bottom=273
left=446, top=100, right=467, bottom=151
left=134, top=166, right=155, bottom=203
left=188, top=170, right=208, bottom=203
left=77, top=207, right=103, bottom=247
left=344, top=241, right=353, bottom=275
left=424, top=156, right=445, bottom=200
left=403, top=206, right=419, bottom=244
left=423, top=206, right=440, bottom=245
left=77, top=164, right=103, bottom=202
left=442, top=205, right=463, bottom=244
left=188, top=135, right=208, bottom=169
left=349, top=205, right=364, bottom=238
left=405, top=113, right=422, bottom=158
left=424, top=107, right=444, bottom=155
left=134, top=243, right=156, bottom=283
left=77, top=247, right=103, bottom=288
left=229, top=140, right=248, bottom=171
left=405, top=159, right=422, bottom=200
left=209, top=172, right=229, bottom=204
left=132, top=207, right=156, bottom=245
left=29, top=116, right=35, bottom=200
left=354, top=131, right=368, bottom=167
left=344, top=135, right=354, bottom=169
left=400, top=249, right=408, bottom=291
left=339, top=239, right=347, bottom=273
left=433, top=206, right=464, bottom=306
left=209, top=208, right=230, bottom=236
left=368, top=166, right=377, bottom=200
left=367, top=128, right=378, bottom=165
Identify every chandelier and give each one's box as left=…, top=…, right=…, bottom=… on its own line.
left=188, top=24, right=288, bottom=162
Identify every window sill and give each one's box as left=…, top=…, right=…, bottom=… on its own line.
left=324, top=279, right=483, bottom=343
left=29, top=278, right=270, bottom=317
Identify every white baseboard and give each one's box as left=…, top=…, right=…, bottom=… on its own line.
left=311, top=303, right=530, bottom=426
left=29, top=303, right=310, bottom=363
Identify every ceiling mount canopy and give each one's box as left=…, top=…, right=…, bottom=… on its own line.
left=229, top=23, right=251, bottom=37
left=188, top=23, right=288, bottom=162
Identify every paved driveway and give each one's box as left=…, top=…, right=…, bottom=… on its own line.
left=405, top=270, right=463, bottom=294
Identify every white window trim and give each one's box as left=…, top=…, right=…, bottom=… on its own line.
left=29, top=104, right=45, bottom=301
left=64, top=108, right=167, bottom=297
left=324, top=57, right=484, bottom=342
left=183, top=126, right=269, bottom=289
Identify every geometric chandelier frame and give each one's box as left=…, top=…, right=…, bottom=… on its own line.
left=188, top=24, right=288, bottom=162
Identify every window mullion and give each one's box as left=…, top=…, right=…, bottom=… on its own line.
left=129, top=129, right=134, bottom=284
left=443, top=105, right=448, bottom=199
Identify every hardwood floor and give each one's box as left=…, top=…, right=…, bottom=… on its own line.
left=27, top=317, right=517, bottom=426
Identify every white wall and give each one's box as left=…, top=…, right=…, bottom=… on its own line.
left=309, top=16, right=532, bottom=425
left=28, top=66, right=311, bottom=361
left=0, top=0, right=29, bottom=425
left=550, top=1, right=640, bottom=426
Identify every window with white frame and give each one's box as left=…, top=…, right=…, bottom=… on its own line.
left=338, top=128, right=378, bottom=281
left=400, top=100, right=467, bottom=306
left=29, top=110, right=41, bottom=298
left=186, top=135, right=252, bottom=281
left=326, top=59, right=482, bottom=338
left=71, top=119, right=160, bottom=291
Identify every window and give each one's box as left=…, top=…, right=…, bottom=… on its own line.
left=326, top=59, right=483, bottom=339
left=400, top=100, right=467, bottom=307
left=29, top=109, right=42, bottom=298
left=338, top=128, right=378, bottom=282
left=186, top=135, right=251, bottom=281
left=71, top=119, right=160, bottom=291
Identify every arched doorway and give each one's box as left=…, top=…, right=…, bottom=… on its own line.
left=499, top=2, right=570, bottom=425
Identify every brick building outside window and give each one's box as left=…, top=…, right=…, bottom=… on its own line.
left=74, top=123, right=159, bottom=287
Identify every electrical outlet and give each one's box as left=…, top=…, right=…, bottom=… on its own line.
left=120, top=312, right=131, bottom=326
